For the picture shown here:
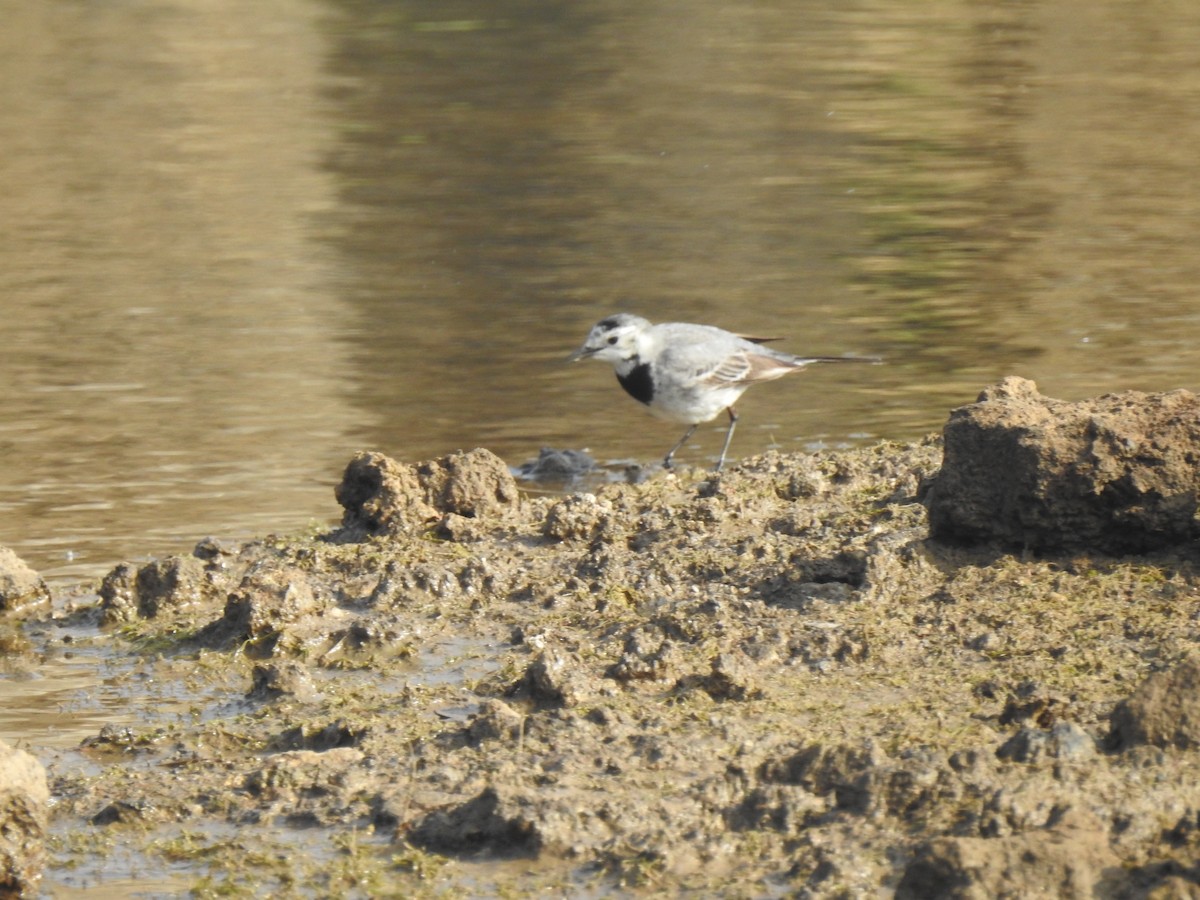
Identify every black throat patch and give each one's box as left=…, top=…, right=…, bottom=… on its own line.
left=616, top=361, right=654, bottom=406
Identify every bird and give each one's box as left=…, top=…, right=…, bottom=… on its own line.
left=568, top=313, right=879, bottom=472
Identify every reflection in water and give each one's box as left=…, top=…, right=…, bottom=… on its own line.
left=0, top=0, right=364, bottom=578
left=820, top=1, right=1200, bottom=405
left=0, top=0, right=1199, bottom=580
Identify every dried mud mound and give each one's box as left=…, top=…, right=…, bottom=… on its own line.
left=334, top=448, right=519, bottom=538
left=33, top=435, right=1200, bottom=897
left=0, top=546, right=48, bottom=614
left=0, top=738, right=47, bottom=898
left=925, top=376, right=1200, bottom=553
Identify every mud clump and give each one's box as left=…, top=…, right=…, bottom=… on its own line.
left=699, top=651, right=767, bottom=701
left=466, top=699, right=525, bottom=744
left=924, top=377, right=1200, bottom=553
left=98, top=554, right=209, bottom=624
left=0, top=739, right=48, bottom=896
left=246, top=661, right=323, bottom=704
left=521, top=644, right=599, bottom=708
left=97, top=537, right=244, bottom=626
left=897, top=808, right=1117, bottom=900
left=1108, top=655, right=1200, bottom=751
left=334, top=449, right=518, bottom=538
left=410, top=786, right=547, bottom=857
left=203, top=563, right=327, bottom=655
left=0, top=547, right=48, bottom=614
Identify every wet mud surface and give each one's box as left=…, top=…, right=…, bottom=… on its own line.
left=10, top=420, right=1200, bottom=897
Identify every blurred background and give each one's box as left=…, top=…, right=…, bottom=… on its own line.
left=2, top=0, right=1199, bottom=582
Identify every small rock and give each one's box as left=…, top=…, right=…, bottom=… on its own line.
left=192, top=536, right=236, bottom=564
left=514, top=447, right=595, bottom=481
left=90, top=800, right=148, bottom=826
left=1046, top=722, right=1096, bottom=760
left=996, top=722, right=1096, bottom=763
left=968, top=631, right=1000, bottom=652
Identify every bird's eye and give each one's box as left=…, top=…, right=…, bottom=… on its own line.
left=607, top=336, right=618, bottom=345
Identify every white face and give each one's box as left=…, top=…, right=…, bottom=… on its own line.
left=569, top=315, right=647, bottom=364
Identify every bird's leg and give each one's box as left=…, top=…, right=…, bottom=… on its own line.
left=713, top=406, right=738, bottom=473
left=662, top=424, right=699, bottom=470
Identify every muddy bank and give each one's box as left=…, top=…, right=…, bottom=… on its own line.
left=9, top=380, right=1200, bottom=896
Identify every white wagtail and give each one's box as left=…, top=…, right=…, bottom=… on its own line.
left=568, top=313, right=879, bottom=472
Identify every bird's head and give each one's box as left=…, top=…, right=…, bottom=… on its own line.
left=567, top=314, right=650, bottom=364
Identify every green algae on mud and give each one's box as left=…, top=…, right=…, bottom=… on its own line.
left=28, top=440, right=1200, bottom=897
